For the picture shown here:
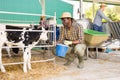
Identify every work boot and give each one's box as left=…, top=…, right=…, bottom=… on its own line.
left=64, top=60, right=72, bottom=66
left=77, top=54, right=84, bottom=69
left=64, top=57, right=74, bottom=66
left=77, top=61, right=84, bottom=69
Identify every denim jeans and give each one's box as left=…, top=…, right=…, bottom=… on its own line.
left=93, top=24, right=103, bottom=32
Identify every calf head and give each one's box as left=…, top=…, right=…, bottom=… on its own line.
left=39, top=27, right=48, bottom=41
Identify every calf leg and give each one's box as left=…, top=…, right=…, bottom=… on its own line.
left=6, top=48, right=11, bottom=57
left=0, top=48, right=6, bottom=72
left=5, top=44, right=11, bottom=57
left=23, top=47, right=32, bottom=72
left=23, top=48, right=28, bottom=73
left=27, top=49, right=32, bottom=70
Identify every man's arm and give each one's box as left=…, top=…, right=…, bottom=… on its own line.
left=99, top=10, right=112, bottom=22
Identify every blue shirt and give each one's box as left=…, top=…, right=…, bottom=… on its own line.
left=93, top=9, right=111, bottom=26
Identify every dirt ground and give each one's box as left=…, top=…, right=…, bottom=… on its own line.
left=1, top=49, right=120, bottom=80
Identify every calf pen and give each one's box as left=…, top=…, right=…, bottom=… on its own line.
left=0, top=11, right=57, bottom=72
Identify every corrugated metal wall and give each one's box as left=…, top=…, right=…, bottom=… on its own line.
left=109, top=22, right=120, bottom=39
left=0, top=0, right=73, bottom=24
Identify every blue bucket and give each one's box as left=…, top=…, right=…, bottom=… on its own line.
left=56, top=44, right=69, bottom=57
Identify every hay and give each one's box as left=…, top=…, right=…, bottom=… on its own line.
left=0, top=50, right=67, bottom=80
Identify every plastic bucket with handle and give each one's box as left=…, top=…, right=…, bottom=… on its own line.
left=56, top=44, right=68, bottom=57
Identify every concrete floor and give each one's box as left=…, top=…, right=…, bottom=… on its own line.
left=2, top=49, right=120, bottom=80
left=43, top=54, right=120, bottom=80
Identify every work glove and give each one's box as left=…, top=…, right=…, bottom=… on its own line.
left=64, top=40, right=72, bottom=46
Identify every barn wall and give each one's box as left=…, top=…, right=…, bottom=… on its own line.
left=0, top=0, right=73, bottom=24
left=46, top=0, right=73, bottom=24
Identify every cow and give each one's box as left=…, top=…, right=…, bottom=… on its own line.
left=0, top=24, right=48, bottom=73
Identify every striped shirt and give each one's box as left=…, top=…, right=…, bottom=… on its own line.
left=58, top=20, right=84, bottom=43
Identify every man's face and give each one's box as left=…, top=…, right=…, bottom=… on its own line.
left=61, top=17, right=71, bottom=27
left=100, top=6, right=106, bottom=11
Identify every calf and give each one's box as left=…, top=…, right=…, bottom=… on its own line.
left=0, top=24, right=48, bottom=73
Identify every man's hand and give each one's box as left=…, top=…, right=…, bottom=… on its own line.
left=64, top=40, right=72, bottom=45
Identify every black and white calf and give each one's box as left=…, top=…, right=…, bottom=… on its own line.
left=0, top=24, right=48, bottom=73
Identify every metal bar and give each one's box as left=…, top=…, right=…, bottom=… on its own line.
left=115, top=22, right=120, bottom=39
left=0, top=19, right=39, bottom=23
left=113, top=22, right=120, bottom=39
left=0, top=11, right=54, bottom=17
left=3, top=58, right=55, bottom=66
left=1, top=45, right=55, bottom=49
left=86, top=47, right=89, bottom=59
left=31, top=58, right=55, bottom=63
left=96, top=47, right=98, bottom=59
left=1, top=29, right=54, bottom=32
left=109, top=22, right=117, bottom=39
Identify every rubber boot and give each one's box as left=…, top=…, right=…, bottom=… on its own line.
left=64, top=47, right=75, bottom=66
left=77, top=54, right=84, bottom=69
left=64, top=57, right=74, bottom=66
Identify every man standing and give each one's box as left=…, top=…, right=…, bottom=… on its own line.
left=93, top=3, right=112, bottom=32
left=58, top=12, right=86, bottom=68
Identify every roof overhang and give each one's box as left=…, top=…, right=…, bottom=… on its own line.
left=93, top=0, right=120, bottom=5
left=69, top=0, right=120, bottom=5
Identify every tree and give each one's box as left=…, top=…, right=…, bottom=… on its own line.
left=85, top=4, right=99, bottom=21
left=85, top=4, right=120, bottom=22
left=106, top=6, right=120, bottom=21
